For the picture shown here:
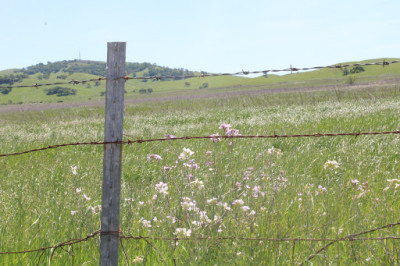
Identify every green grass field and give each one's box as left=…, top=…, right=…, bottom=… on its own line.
left=0, top=83, right=399, bottom=264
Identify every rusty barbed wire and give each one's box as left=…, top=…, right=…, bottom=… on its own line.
left=1, top=60, right=399, bottom=89
left=0, top=77, right=106, bottom=89
left=124, top=59, right=400, bottom=80
left=1, top=130, right=399, bottom=157
left=1, top=221, right=399, bottom=255
left=302, top=221, right=400, bottom=265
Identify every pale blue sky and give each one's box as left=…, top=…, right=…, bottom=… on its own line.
left=1, top=0, right=399, bottom=73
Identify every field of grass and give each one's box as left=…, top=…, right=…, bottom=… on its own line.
left=1, top=85, right=400, bottom=264
left=1, top=58, right=400, bottom=106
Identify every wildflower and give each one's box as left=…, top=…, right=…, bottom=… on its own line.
left=83, top=194, right=91, bottom=201
left=181, top=197, right=198, bottom=212
left=217, top=202, right=231, bottom=211
left=132, top=256, right=144, bottom=263
left=219, top=123, right=232, bottom=130
left=324, top=160, right=339, bottom=170
left=225, top=128, right=240, bottom=136
left=139, top=201, right=144, bottom=206
left=175, top=228, right=192, bottom=237
left=242, top=206, right=251, bottom=212
left=184, top=160, right=200, bottom=170
left=209, top=133, right=222, bottom=143
left=91, top=207, right=96, bottom=214
left=206, top=198, right=218, bottom=204
left=147, top=154, right=162, bottom=162
left=192, top=221, right=202, bottom=227
left=166, top=216, right=176, bottom=224
left=71, top=165, right=78, bottom=175
left=71, top=210, right=78, bottom=215
left=190, top=179, right=204, bottom=190
left=351, top=179, right=359, bottom=187
left=267, top=146, right=282, bottom=155
left=318, top=185, right=327, bottom=192
left=163, top=166, right=175, bottom=171
left=140, top=218, right=152, bottom=228
left=178, top=148, right=194, bottom=160
left=232, top=199, right=244, bottom=205
left=164, top=134, right=177, bottom=139
left=155, top=182, right=169, bottom=196
left=199, top=211, right=212, bottom=224
left=206, top=151, right=212, bottom=156
left=252, top=185, right=264, bottom=197
left=152, top=194, right=157, bottom=200
left=244, top=171, right=251, bottom=180
left=75, top=188, right=82, bottom=193
left=249, top=210, right=256, bottom=216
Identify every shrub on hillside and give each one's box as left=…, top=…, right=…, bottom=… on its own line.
left=0, top=88, right=12, bottom=95
left=45, top=86, right=77, bottom=97
left=342, top=66, right=365, bottom=76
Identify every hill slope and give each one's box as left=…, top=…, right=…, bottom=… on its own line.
left=0, top=58, right=399, bottom=105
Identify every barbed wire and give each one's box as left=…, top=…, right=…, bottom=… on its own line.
left=0, top=77, right=106, bottom=89
left=1, top=60, right=399, bottom=89
left=301, top=221, right=400, bottom=265
left=1, top=130, right=399, bottom=157
left=125, top=59, right=400, bottom=80
left=1, top=221, right=399, bottom=256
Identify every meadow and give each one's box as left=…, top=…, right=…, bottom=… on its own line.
left=0, top=84, right=400, bottom=265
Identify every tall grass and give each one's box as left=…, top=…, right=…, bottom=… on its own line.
left=0, top=87, right=399, bottom=264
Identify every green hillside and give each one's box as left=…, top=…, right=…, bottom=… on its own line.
left=0, top=58, right=399, bottom=105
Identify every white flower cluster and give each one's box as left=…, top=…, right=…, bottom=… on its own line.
left=175, top=228, right=192, bottom=238
left=178, top=148, right=194, bottom=160
left=267, top=146, right=282, bottom=155
left=155, top=182, right=169, bottom=196
left=190, top=178, right=204, bottom=190
left=147, top=154, right=162, bottom=162
left=324, top=160, right=340, bottom=170
left=181, top=197, right=199, bottom=212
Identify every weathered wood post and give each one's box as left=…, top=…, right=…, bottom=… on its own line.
left=100, top=42, right=126, bottom=265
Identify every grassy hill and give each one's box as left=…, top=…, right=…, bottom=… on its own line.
left=0, top=58, right=399, bottom=105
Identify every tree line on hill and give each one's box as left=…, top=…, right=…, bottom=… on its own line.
left=12, top=60, right=197, bottom=79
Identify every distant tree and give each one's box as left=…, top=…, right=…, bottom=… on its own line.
left=139, top=89, right=147, bottom=94
left=185, top=82, right=190, bottom=87
left=147, top=88, right=153, bottom=93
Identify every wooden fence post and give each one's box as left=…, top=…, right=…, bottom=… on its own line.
left=100, top=42, right=126, bottom=265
